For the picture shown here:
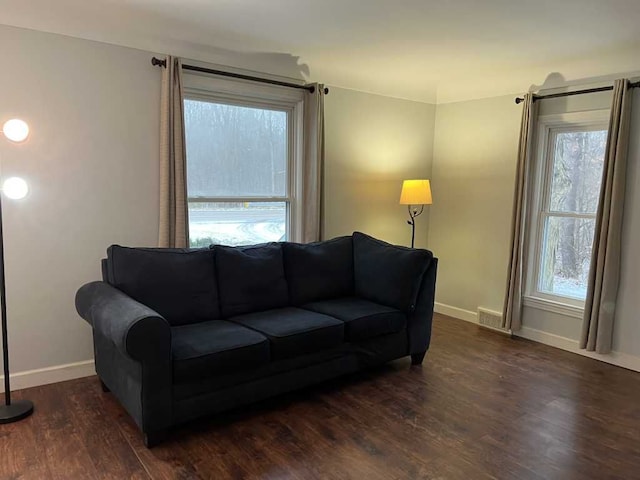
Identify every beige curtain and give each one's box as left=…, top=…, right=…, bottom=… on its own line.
left=301, top=83, right=326, bottom=243
left=580, top=79, right=633, bottom=353
left=158, top=57, right=189, bottom=248
left=502, top=93, right=537, bottom=331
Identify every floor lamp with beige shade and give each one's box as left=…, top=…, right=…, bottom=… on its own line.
left=399, top=179, right=432, bottom=248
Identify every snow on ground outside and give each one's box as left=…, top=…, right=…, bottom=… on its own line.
left=189, top=207, right=285, bottom=246
left=545, top=276, right=587, bottom=300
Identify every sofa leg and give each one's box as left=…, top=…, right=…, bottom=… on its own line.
left=99, top=380, right=110, bottom=393
left=411, top=351, right=426, bottom=365
left=144, top=430, right=168, bottom=448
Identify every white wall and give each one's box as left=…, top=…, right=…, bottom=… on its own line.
left=428, top=95, right=521, bottom=313
left=324, top=87, right=435, bottom=248
left=0, top=25, right=161, bottom=387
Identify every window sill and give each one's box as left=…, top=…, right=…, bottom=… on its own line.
left=523, top=296, right=584, bottom=319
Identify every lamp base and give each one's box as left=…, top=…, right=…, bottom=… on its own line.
left=0, top=399, right=33, bottom=424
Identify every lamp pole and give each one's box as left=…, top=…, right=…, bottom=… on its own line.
left=0, top=119, right=34, bottom=423
left=406, top=205, right=424, bottom=249
left=0, top=184, right=34, bottom=423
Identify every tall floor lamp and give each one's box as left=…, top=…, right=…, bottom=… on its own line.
left=399, top=179, right=433, bottom=248
left=0, top=118, right=34, bottom=423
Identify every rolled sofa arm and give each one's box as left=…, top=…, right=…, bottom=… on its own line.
left=75, top=281, right=171, bottom=362
left=76, top=281, right=173, bottom=438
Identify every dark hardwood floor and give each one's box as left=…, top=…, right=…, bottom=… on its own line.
left=2, top=314, right=640, bottom=480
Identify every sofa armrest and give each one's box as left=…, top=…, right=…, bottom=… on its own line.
left=75, top=281, right=171, bottom=363
left=76, top=281, right=173, bottom=435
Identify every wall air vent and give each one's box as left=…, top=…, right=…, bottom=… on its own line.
left=477, top=307, right=510, bottom=334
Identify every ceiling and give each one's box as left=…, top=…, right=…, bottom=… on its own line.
left=2, top=0, right=640, bottom=103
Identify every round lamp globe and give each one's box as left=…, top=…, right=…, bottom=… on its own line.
left=2, top=177, right=29, bottom=200
left=2, top=119, right=29, bottom=143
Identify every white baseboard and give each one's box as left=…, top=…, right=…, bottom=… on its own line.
left=434, top=302, right=477, bottom=323
left=516, top=326, right=640, bottom=373
left=479, top=324, right=512, bottom=336
left=435, top=302, right=640, bottom=373
left=436, top=303, right=511, bottom=335
left=0, top=359, right=95, bottom=393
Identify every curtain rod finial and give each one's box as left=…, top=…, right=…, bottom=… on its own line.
left=306, top=86, right=329, bottom=95
left=515, top=97, right=525, bottom=105
left=152, top=57, right=167, bottom=68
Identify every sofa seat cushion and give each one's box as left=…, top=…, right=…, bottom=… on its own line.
left=229, top=307, right=344, bottom=360
left=302, top=297, right=406, bottom=341
left=172, top=320, right=270, bottom=383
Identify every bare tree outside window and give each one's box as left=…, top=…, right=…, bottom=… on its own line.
left=538, top=130, right=607, bottom=299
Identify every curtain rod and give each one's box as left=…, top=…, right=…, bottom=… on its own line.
left=514, top=81, right=640, bottom=104
left=151, top=57, right=329, bottom=95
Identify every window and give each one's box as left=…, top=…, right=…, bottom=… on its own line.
left=526, top=112, right=609, bottom=311
left=183, top=75, right=303, bottom=247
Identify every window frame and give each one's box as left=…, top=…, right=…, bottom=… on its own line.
left=523, top=110, right=610, bottom=317
left=182, top=72, right=305, bottom=244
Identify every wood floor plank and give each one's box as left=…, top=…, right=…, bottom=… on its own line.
left=1, top=314, right=639, bottom=479
left=64, top=377, right=151, bottom=479
left=0, top=388, right=52, bottom=480
left=24, top=382, right=101, bottom=479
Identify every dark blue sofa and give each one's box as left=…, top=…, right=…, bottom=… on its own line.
left=75, top=232, right=438, bottom=447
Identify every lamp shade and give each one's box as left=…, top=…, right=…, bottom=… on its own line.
left=399, top=179, right=432, bottom=205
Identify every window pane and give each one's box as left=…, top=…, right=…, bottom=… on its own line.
left=184, top=99, right=287, bottom=197
left=188, top=202, right=286, bottom=247
left=549, top=130, right=607, bottom=214
left=538, top=216, right=596, bottom=300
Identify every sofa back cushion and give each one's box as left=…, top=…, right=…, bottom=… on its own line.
left=352, top=232, right=433, bottom=311
left=106, top=245, right=220, bottom=326
left=215, top=243, right=289, bottom=317
left=283, top=236, right=354, bottom=305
